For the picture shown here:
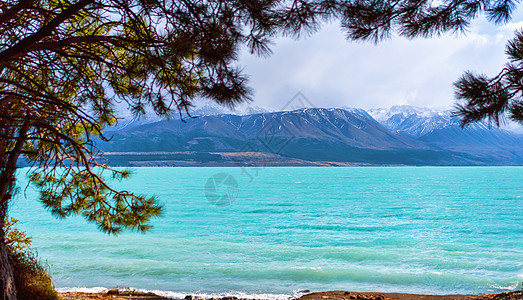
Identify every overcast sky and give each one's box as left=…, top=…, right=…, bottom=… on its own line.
left=236, top=7, right=523, bottom=111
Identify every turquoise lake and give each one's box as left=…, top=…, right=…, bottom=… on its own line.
left=9, top=167, right=523, bottom=298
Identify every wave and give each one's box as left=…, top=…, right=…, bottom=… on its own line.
left=55, top=287, right=299, bottom=300
left=274, top=224, right=405, bottom=232
left=488, top=281, right=520, bottom=292
left=243, top=209, right=295, bottom=214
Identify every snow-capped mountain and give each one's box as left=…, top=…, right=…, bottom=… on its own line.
left=367, top=105, right=523, bottom=160
left=107, top=101, right=270, bottom=132
left=97, top=104, right=523, bottom=166
left=187, top=101, right=269, bottom=117
left=368, top=105, right=460, bottom=138
left=108, top=114, right=166, bottom=132
left=367, top=105, right=516, bottom=142
left=340, top=106, right=376, bottom=121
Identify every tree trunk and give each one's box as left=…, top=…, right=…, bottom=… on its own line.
left=0, top=233, right=16, bottom=300
left=0, top=182, right=17, bottom=300
left=0, top=122, right=28, bottom=300
left=0, top=178, right=17, bottom=300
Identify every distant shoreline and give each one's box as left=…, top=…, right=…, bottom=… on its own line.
left=17, top=150, right=523, bottom=167
left=57, top=289, right=523, bottom=300
left=34, top=150, right=523, bottom=167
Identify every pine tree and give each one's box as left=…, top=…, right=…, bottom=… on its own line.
left=455, top=29, right=523, bottom=126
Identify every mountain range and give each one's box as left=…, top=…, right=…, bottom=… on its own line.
left=97, top=105, right=523, bottom=166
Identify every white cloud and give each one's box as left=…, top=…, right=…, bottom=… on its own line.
left=239, top=7, right=523, bottom=111
left=500, top=21, right=523, bottom=32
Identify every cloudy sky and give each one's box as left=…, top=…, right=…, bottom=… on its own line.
left=236, top=6, right=523, bottom=111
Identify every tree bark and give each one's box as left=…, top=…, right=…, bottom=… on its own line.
left=0, top=233, right=16, bottom=300
left=0, top=122, right=28, bottom=300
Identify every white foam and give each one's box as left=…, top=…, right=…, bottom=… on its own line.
left=150, top=290, right=297, bottom=300
left=292, top=266, right=322, bottom=271
left=489, top=281, right=519, bottom=291
left=56, top=287, right=299, bottom=300
left=56, top=287, right=109, bottom=293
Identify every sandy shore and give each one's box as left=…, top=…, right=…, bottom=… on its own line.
left=57, top=290, right=523, bottom=300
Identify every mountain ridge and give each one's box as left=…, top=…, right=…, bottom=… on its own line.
left=96, top=105, right=523, bottom=166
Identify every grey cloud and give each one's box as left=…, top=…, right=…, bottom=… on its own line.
left=239, top=9, right=523, bottom=111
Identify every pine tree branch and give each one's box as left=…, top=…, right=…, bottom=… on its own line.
left=0, top=0, right=35, bottom=25
left=0, top=0, right=94, bottom=70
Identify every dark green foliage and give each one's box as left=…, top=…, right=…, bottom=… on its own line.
left=5, top=218, right=58, bottom=300
left=338, top=0, right=518, bottom=42
left=455, top=29, right=523, bottom=127
left=30, top=169, right=162, bottom=234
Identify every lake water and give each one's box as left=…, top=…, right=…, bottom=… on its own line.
left=9, top=167, right=523, bottom=298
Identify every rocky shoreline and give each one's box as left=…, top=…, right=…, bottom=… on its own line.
left=57, top=290, right=523, bottom=300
